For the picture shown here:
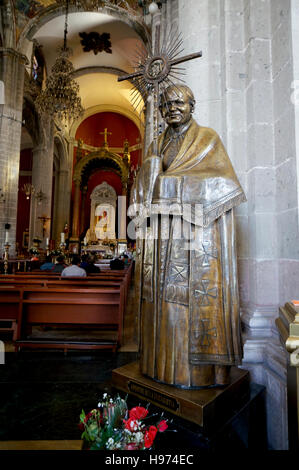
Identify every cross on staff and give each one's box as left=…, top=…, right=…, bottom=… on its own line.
left=118, top=20, right=202, bottom=154
left=99, top=128, right=112, bottom=148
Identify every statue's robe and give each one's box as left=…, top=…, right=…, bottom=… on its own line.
left=130, top=119, right=246, bottom=388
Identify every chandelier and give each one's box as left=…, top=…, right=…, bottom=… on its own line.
left=21, top=183, right=35, bottom=200
left=35, top=0, right=84, bottom=122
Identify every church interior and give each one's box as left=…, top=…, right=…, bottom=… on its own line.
left=0, top=0, right=299, bottom=453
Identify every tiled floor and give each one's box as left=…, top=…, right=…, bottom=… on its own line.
left=0, top=281, right=140, bottom=447
left=0, top=350, right=139, bottom=441
left=0, top=280, right=267, bottom=451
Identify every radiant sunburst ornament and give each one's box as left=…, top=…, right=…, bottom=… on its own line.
left=118, top=5, right=202, bottom=153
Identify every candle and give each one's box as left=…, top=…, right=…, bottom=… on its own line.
left=61, top=232, right=65, bottom=243
left=46, top=237, right=49, bottom=246
left=5, top=231, right=9, bottom=243
left=84, top=237, right=87, bottom=245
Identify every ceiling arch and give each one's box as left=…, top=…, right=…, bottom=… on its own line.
left=17, top=5, right=149, bottom=55
left=73, top=147, right=129, bottom=187
left=21, top=10, right=147, bottom=135
left=69, top=83, right=144, bottom=138
left=53, top=134, right=69, bottom=171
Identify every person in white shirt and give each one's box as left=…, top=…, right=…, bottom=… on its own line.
left=61, top=255, right=87, bottom=277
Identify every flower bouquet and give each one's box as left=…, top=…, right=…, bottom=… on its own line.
left=50, top=249, right=62, bottom=256
left=29, top=247, right=39, bottom=255
left=79, top=393, right=168, bottom=450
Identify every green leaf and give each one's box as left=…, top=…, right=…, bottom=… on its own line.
left=80, top=409, right=86, bottom=422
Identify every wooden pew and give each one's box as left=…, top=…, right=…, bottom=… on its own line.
left=0, top=278, right=123, bottom=288
left=0, top=263, right=133, bottom=306
left=0, top=263, right=133, bottom=348
left=0, top=287, right=23, bottom=341
left=15, top=286, right=125, bottom=353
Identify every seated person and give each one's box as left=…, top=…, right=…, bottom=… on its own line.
left=80, top=254, right=89, bottom=270
left=125, top=250, right=133, bottom=260
left=40, top=255, right=55, bottom=271
left=29, top=255, right=40, bottom=271
left=110, top=257, right=125, bottom=270
left=61, top=255, right=87, bottom=277
left=52, top=255, right=67, bottom=273
left=84, top=255, right=101, bottom=274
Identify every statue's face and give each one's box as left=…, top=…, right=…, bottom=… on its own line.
left=160, top=88, right=193, bottom=128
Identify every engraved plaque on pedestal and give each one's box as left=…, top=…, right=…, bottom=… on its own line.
left=112, top=361, right=250, bottom=432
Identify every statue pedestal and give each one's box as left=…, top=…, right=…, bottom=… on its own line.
left=112, top=361, right=250, bottom=433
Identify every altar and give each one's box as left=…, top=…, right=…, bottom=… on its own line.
left=83, top=241, right=127, bottom=257
left=85, top=182, right=117, bottom=243
left=84, top=243, right=114, bottom=255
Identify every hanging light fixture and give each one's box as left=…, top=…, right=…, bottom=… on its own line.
left=21, top=183, right=35, bottom=200
left=35, top=0, right=84, bottom=122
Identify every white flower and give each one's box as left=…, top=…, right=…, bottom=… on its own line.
left=135, top=432, right=144, bottom=443
left=97, top=402, right=103, bottom=408
left=129, top=421, right=137, bottom=431
left=106, top=437, right=115, bottom=450
left=109, top=398, right=113, bottom=403
left=103, top=393, right=107, bottom=399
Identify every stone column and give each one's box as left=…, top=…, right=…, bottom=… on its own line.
left=80, top=186, right=87, bottom=235
left=222, top=0, right=294, bottom=450
left=29, top=118, right=54, bottom=248
left=118, top=195, right=127, bottom=240
left=52, top=168, right=71, bottom=245
left=71, top=179, right=81, bottom=240
left=174, top=0, right=289, bottom=450
left=178, top=0, right=225, bottom=137
left=0, top=48, right=27, bottom=255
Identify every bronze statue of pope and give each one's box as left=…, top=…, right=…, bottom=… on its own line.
left=130, top=85, right=246, bottom=389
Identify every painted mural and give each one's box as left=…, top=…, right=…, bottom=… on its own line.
left=14, top=0, right=54, bottom=18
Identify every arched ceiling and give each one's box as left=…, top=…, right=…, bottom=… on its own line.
left=33, top=12, right=143, bottom=72
left=76, top=72, right=143, bottom=115
left=21, top=127, right=34, bottom=151
left=32, top=11, right=145, bottom=119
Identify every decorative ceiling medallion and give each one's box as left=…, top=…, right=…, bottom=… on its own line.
left=79, top=32, right=112, bottom=55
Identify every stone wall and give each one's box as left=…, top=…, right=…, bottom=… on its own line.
left=172, top=0, right=298, bottom=449
left=0, top=0, right=297, bottom=449
left=0, top=49, right=27, bottom=255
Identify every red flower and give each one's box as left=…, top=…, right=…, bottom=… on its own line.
left=84, top=412, right=93, bottom=423
left=78, top=422, right=84, bottom=431
left=124, top=417, right=139, bottom=431
left=149, top=425, right=158, bottom=437
left=124, top=442, right=139, bottom=450
left=79, top=410, right=97, bottom=431
left=129, top=406, right=148, bottom=420
left=144, top=425, right=158, bottom=448
left=157, top=420, right=168, bottom=432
